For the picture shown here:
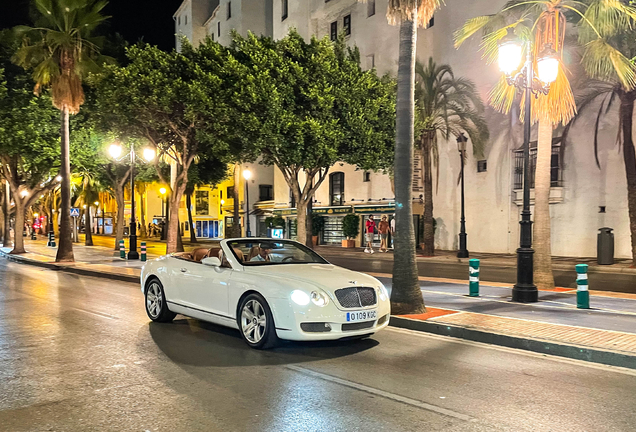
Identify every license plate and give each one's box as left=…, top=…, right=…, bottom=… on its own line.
left=346, top=310, right=377, bottom=322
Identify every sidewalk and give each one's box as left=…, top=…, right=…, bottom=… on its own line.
left=2, top=236, right=636, bottom=368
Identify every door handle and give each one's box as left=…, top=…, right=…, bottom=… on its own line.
left=180, top=268, right=187, bottom=273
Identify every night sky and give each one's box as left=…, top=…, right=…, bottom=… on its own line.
left=0, top=0, right=183, bottom=50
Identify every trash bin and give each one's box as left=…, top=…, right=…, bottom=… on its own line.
left=597, top=227, right=614, bottom=265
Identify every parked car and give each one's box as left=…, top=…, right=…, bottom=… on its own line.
left=141, top=238, right=391, bottom=349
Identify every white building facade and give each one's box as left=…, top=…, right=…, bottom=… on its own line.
left=174, top=0, right=633, bottom=259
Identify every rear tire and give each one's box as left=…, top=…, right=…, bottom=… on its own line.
left=237, top=293, right=278, bottom=349
left=145, top=279, right=176, bottom=323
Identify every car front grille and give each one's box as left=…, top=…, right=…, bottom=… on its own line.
left=300, top=322, right=332, bottom=333
left=342, top=321, right=376, bottom=331
left=334, top=287, right=377, bottom=308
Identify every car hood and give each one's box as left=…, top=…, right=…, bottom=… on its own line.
left=243, top=264, right=380, bottom=292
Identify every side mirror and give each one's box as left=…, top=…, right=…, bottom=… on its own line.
left=201, top=256, right=222, bottom=267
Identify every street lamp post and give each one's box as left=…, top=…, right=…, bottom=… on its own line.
left=109, top=143, right=155, bottom=260
left=243, top=169, right=252, bottom=237
left=456, top=133, right=469, bottom=259
left=498, top=36, right=558, bottom=303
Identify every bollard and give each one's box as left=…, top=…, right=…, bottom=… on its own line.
left=31, top=231, right=37, bottom=240
left=469, top=259, right=480, bottom=297
left=576, top=264, right=590, bottom=309
left=47, top=231, right=56, bottom=247
left=141, top=242, right=147, bottom=262
left=119, top=240, right=126, bottom=259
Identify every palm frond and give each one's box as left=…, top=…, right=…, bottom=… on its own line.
left=384, top=0, right=442, bottom=28
left=582, top=38, right=636, bottom=90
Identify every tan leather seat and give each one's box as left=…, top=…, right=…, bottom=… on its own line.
left=192, top=248, right=210, bottom=263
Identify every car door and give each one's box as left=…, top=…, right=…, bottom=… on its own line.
left=174, top=259, right=233, bottom=318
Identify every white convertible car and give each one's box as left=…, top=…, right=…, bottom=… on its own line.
left=141, top=239, right=391, bottom=349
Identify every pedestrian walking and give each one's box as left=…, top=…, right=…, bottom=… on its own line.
left=378, top=215, right=390, bottom=252
left=390, top=214, right=396, bottom=249
left=364, top=215, right=376, bottom=254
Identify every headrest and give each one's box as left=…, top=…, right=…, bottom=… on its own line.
left=192, top=248, right=210, bottom=263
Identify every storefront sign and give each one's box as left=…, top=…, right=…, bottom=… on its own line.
left=353, top=204, right=396, bottom=214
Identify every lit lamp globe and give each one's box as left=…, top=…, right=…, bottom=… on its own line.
left=159, top=187, right=167, bottom=195
left=108, top=143, right=123, bottom=159
left=143, top=148, right=155, bottom=161
left=498, top=39, right=523, bottom=76
left=243, top=169, right=252, bottom=180
left=537, top=48, right=559, bottom=84
left=94, top=201, right=99, bottom=206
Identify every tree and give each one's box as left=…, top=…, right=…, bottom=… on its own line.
left=96, top=40, right=243, bottom=253
left=12, top=0, right=109, bottom=262
left=357, top=0, right=440, bottom=314
left=0, top=31, right=61, bottom=254
left=571, top=3, right=636, bottom=264
left=231, top=31, right=395, bottom=248
left=454, top=0, right=596, bottom=289
left=414, top=58, right=489, bottom=256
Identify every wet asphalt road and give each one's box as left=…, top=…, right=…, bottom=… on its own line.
left=1, top=260, right=635, bottom=432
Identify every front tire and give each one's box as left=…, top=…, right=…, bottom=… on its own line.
left=145, top=279, right=176, bottom=323
left=238, top=293, right=278, bottom=349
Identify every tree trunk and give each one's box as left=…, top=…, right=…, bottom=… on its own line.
left=3, top=180, right=11, bottom=247
left=186, top=190, right=197, bottom=243
left=139, top=187, right=147, bottom=238
left=296, top=198, right=309, bottom=247
left=166, top=185, right=186, bottom=254
left=56, top=107, right=74, bottom=262
left=620, top=93, right=636, bottom=265
left=114, top=189, right=125, bottom=251
left=85, top=206, right=93, bottom=246
left=391, top=10, right=425, bottom=315
left=11, top=202, right=25, bottom=254
left=533, top=120, right=556, bottom=289
left=305, top=198, right=313, bottom=248
left=421, top=132, right=435, bottom=256
left=232, top=164, right=241, bottom=237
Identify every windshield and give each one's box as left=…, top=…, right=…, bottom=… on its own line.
left=227, top=240, right=329, bottom=266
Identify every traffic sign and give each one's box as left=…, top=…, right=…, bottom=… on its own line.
left=70, top=208, right=80, bottom=217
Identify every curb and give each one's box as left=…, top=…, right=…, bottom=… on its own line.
left=389, top=316, right=636, bottom=370
left=0, top=251, right=140, bottom=284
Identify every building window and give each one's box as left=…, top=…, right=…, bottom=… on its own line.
left=330, top=172, right=344, bottom=206
left=343, top=14, right=351, bottom=36
left=323, top=216, right=346, bottom=245
left=513, top=145, right=562, bottom=189
left=227, top=185, right=235, bottom=199
left=366, top=54, right=375, bottom=69
left=178, top=16, right=181, bottom=25
left=227, top=1, right=231, bottom=19
left=282, top=0, right=288, bottom=20
left=218, top=21, right=221, bottom=37
left=195, top=191, right=209, bottom=215
left=427, top=16, right=434, bottom=28
left=477, top=160, right=487, bottom=173
left=330, top=21, right=337, bottom=41
left=259, top=184, right=273, bottom=201
left=211, top=32, right=215, bottom=41
left=363, top=171, right=371, bottom=182
left=185, top=15, right=188, bottom=25
left=367, top=0, right=376, bottom=17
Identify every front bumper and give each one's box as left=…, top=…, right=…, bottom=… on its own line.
left=269, top=296, right=391, bottom=341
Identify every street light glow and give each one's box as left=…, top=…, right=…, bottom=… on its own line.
left=143, top=148, right=156, bottom=161
left=94, top=201, right=99, bottom=206
left=83, top=204, right=87, bottom=209
left=33, top=213, right=38, bottom=218
left=109, top=143, right=123, bottom=158
left=498, top=40, right=523, bottom=76
left=159, top=187, right=167, bottom=195
left=243, top=169, right=252, bottom=180
left=56, top=176, right=62, bottom=182
left=20, top=190, right=28, bottom=197
left=537, top=49, right=559, bottom=84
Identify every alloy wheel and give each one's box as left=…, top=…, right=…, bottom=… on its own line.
left=241, top=299, right=267, bottom=344
left=146, top=282, right=163, bottom=319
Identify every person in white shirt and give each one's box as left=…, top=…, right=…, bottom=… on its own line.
left=390, top=215, right=396, bottom=249
left=250, top=243, right=273, bottom=262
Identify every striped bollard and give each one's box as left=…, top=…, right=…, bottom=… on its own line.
left=469, top=259, right=480, bottom=297
left=576, top=264, right=590, bottom=309
left=141, top=242, right=147, bottom=262
left=119, top=240, right=126, bottom=259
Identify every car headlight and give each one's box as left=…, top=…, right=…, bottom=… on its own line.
left=291, top=290, right=310, bottom=306
left=377, top=283, right=389, bottom=301
left=311, top=290, right=329, bottom=307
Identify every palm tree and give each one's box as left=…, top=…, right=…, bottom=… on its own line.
left=415, top=58, right=489, bottom=256
left=358, top=0, right=441, bottom=314
left=12, top=0, right=109, bottom=262
left=570, top=10, right=636, bottom=264
left=455, top=0, right=581, bottom=289
left=73, top=171, right=101, bottom=246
